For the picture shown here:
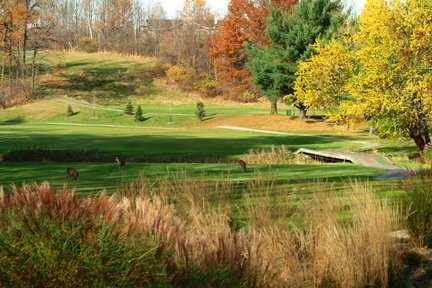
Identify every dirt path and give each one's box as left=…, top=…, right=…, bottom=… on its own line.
left=218, top=125, right=410, bottom=179
left=373, top=169, right=409, bottom=180
left=217, top=125, right=380, bottom=150
left=40, top=122, right=183, bottom=130
left=217, top=125, right=293, bottom=136
left=56, top=96, right=193, bottom=116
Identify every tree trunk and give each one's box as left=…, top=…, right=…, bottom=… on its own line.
left=294, top=103, right=308, bottom=120
left=22, top=0, right=29, bottom=76
left=270, top=101, right=278, bottom=115
left=8, top=46, right=13, bottom=98
left=1, top=56, right=4, bottom=82
left=410, top=128, right=427, bottom=152
left=87, top=15, right=93, bottom=40
left=299, top=108, right=307, bottom=120
left=23, top=25, right=27, bottom=75
left=31, top=47, right=38, bottom=95
left=421, top=118, right=431, bottom=146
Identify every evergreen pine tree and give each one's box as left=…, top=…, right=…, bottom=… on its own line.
left=135, top=105, right=145, bottom=122
left=247, top=0, right=346, bottom=117
left=195, top=102, right=206, bottom=121
left=125, top=102, right=134, bottom=115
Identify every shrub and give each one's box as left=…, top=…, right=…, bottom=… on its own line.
left=240, top=91, right=256, bottom=103
left=125, top=101, right=134, bottom=115
left=1, top=148, right=226, bottom=163
left=135, top=105, right=145, bottom=122
left=0, top=178, right=402, bottom=288
left=67, top=104, right=74, bottom=117
left=194, top=76, right=219, bottom=97
left=403, top=178, right=432, bottom=246
left=0, top=184, right=169, bottom=287
left=424, top=150, right=432, bottom=164
left=166, top=64, right=194, bottom=90
left=2, top=149, right=113, bottom=162
left=78, top=37, right=98, bottom=53
left=0, top=80, right=33, bottom=108
left=195, top=101, right=206, bottom=121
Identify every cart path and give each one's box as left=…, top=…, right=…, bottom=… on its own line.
left=218, top=125, right=409, bottom=179
left=217, top=125, right=380, bottom=149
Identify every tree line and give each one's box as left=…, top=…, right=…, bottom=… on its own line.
left=0, top=0, right=217, bottom=107
left=215, top=0, right=431, bottom=152
left=288, top=0, right=432, bottom=151
left=1, top=0, right=431, bottom=150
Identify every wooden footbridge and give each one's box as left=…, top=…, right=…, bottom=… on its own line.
left=294, top=148, right=397, bottom=169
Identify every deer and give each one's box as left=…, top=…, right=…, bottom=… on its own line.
left=66, top=167, right=79, bottom=181
left=115, top=156, right=126, bottom=168
left=225, top=209, right=235, bottom=232
left=238, top=159, right=247, bottom=172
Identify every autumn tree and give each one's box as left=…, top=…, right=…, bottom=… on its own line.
left=294, top=39, right=354, bottom=111
left=0, top=0, right=55, bottom=107
left=209, top=0, right=297, bottom=100
left=347, top=0, right=432, bottom=151
left=247, top=0, right=346, bottom=116
left=175, top=0, right=215, bottom=72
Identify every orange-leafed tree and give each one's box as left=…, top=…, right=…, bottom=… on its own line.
left=209, top=0, right=297, bottom=101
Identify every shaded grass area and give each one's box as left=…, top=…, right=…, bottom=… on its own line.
left=0, top=124, right=370, bottom=161
left=0, top=162, right=384, bottom=195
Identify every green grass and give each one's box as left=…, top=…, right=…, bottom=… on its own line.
left=0, top=162, right=383, bottom=194
left=0, top=123, right=372, bottom=160
left=0, top=51, right=418, bottom=200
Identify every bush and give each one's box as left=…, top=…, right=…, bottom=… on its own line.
left=239, top=91, right=256, bottom=103
left=0, top=178, right=401, bottom=288
left=195, top=101, right=206, bottom=121
left=2, top=149, right=113, bottom=162
left=0, top=80, right=33, bottom=109
left=1, top=148, right=226, bottom=163
left=194, top=76, right=219, bottom=97
left=0, top=184, right=169, bottom=287
left=166, top=64, right=194, bottom=90
left=403, top=178, right=432, bottom=246
left=135, top=105, right=145, bottom=122
left=125, top=101, right=134, bottom=115
left=78, top=37, right=98, bottom=53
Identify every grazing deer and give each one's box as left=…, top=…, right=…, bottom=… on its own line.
left=238, top=159, right=247, bottom=172
left=225, top=210, right=235, bottom=232
left=115, top=156, right=126, bottom=168
left=66, top=167, right=79, bottom=181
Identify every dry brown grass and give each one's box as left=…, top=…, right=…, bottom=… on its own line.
left=0, top=179, right=401, bottom=287
left=304, top=183, right=397, bottom=287
left=242, top=145, right=322, bottom=165
left=0, top=80, right=33, bottom=109
left=200, top=114, right=342, bottom=133
left=119, top=177, right=400, bottom=287
left=236, top=182, right=399, bottom=287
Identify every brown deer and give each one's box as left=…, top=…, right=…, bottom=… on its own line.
left=66, top=167, right=79, bottom=181
left=115, top=156, right=126, bottom=168
left=225, top=210, right=235, bottom=232
left=238, top=159, right=247, bottom=172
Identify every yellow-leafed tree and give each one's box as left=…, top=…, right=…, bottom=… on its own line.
left=294, top=39, right=354, bottom=111
left=348, top=0, right=432, bottom=151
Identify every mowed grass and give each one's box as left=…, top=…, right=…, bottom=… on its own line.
left=0, top=162, right=383, bottom=195
left=0, top=51, right=416, bottom=199
left=0, top=123, right=373, bottom=160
